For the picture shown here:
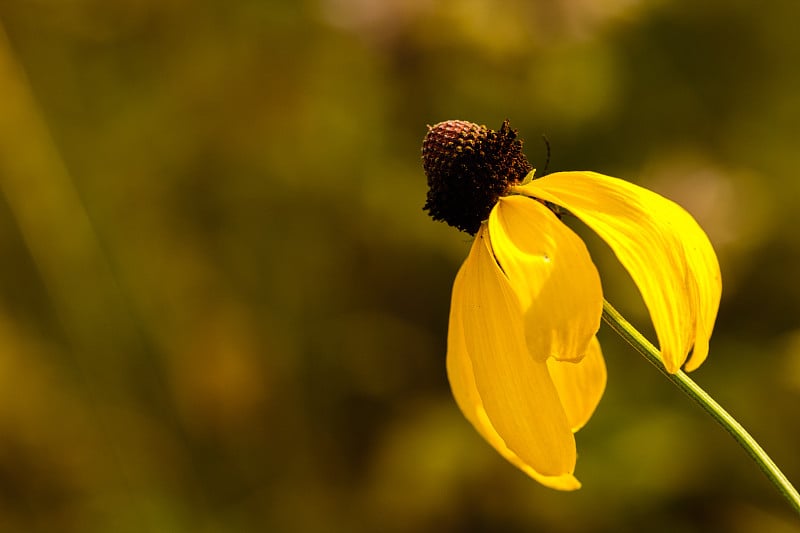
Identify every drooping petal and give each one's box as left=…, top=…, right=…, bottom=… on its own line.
left=653, top=197, right=720, bottom=371
left=448, top=304, right=581, bottom=490
left=546, top=337, right=606, bottom=432
left=516, top=172, right=722, bottom=373
left=447, top=227, right=576, bottom=479
left=447, top=254, right=580, bottom=490
left=488, top=195, right=603, bottom=362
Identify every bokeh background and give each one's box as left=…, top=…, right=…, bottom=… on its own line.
left=0, top=0, right=799, bottom=531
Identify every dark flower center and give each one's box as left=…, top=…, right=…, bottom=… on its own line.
left=422, top=120, right=533, bottom=235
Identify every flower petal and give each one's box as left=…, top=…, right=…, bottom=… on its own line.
left=447, top=255, right=580, bottom=490
left=546, top=336, right=606, bottom=432
left=656, top=198, right=720, bottom=371
left=488, top=195, right=603, bottom=362
left=447, top=227, right=576, bottom=478
left=448, top=310, right=581, bottom=490
left=516, top=172, right=721, bottom=373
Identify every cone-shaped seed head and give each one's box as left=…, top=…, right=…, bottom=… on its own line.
left=422, top=120, right=533, bottom=234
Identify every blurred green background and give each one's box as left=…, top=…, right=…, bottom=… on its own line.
left=0, top=0, right=799, bottom=531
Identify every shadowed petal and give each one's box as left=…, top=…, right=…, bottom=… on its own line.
left=516, top=172, right=721, bottom=373
left=448, top=308, right=581, bottom=490
left=547, top=337, right=606, bottom=432
left=489, top=195, right=603, bottom=362
left=447, top=227, right=576, bottom=478
left=447, top=260, right=580, bottom=490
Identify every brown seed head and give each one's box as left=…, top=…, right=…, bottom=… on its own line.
left=422, top=120, right=532, bottom=234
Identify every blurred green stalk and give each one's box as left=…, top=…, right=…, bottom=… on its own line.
left=0, top=22, right=159, bottom=531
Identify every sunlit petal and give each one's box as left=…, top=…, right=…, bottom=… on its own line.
left=516, top=172, right=721, bottom=373
left=654, top=198, right=720, bottom=371
left=547, top=337, right=606, bottom=432
left=488, top=195, right=603, bottom=362
left=447, top=227, right=576, bottom=477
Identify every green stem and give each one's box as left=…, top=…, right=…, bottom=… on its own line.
left=601, top=299, right=800, bottom=516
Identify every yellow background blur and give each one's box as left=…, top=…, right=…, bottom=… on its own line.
left=0, top=1, right=799, bottom=531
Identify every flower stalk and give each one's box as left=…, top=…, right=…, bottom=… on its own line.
left=601, top=299, right=800, bottom=515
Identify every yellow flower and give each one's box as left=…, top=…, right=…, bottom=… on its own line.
left=423, top=120, right=721, bottom=490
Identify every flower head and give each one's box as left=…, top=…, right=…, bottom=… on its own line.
left=423, top=120, right=722, bottom=490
